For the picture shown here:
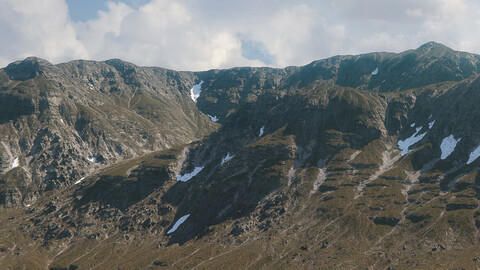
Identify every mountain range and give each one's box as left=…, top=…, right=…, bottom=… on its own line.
left=2, top=41, right=480, bottom=269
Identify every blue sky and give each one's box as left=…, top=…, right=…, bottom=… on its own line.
left=1, top=0, right=479, bottom=71
left=66, top=0, right=149, bottom=21
left=66, top=0, right=111, bottom=21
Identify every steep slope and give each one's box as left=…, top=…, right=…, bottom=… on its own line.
left=196, top=42, right=480, bottom=121
left=0, top=57, right=217, bottom=208
left=2, top=42, right=480, bottom=269
left=4, top=75, right=480, bottom=269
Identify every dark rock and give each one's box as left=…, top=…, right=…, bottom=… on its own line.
left=406, top=213, right=428, bottom=223
left=152, top=261, right=168, bottom=266
left=230, top=225, right=245, bottom=237
left=446, top=203, right=478, bottom=211
left=158, top=206, right=171, bottom=216
left=57, top=229, right=72, bottom=239
left=373, top=216, right=400, bottom=227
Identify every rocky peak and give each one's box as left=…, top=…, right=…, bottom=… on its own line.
left=415, top=41, right=453, bottom=54
left=4, top=57, right=57, bottom=81
left=104, top=58, right=139, bottom=74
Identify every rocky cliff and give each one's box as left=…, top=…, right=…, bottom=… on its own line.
left=0, top=57, right=216, bottom=208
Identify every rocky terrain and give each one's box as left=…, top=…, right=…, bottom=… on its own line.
left=2, top=42, right=480, bottom=269
left=0, top=58, right=216, bottom=208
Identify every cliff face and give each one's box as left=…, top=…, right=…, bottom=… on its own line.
left=0, top=57, right=217, bottom=208
left=2, top=43, right=480, bottom=269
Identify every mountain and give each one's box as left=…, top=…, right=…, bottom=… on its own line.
left=196, top=41, right=480, bottom=121
left=0, top=57, right=217, bottom=209
left=2, top=42, right=480, bottom=269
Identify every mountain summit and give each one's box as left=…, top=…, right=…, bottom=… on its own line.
left=2, top=42, right=480, bottom=269
left=416, top=40, right=453, bottom=52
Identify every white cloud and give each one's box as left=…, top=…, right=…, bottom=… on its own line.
left=75, top=1, right=134, bottom=55
left=138, top=0, right=190, bottom=26
left=2, top=0, right=480, bottom=70
left=0, top=0, right=88, bottom=66
left=406, top=8, right=423, bottom=17
left=262, top=4, right=317, bottom=66
left=74, top=0, right=263, bottom=70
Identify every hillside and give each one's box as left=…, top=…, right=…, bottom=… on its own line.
left=2, top=42, right=480, bottom=269
left=0, top=57, right=217, bottom=209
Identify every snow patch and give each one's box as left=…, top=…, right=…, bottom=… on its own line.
left=440, top=135, right=461, bottom=160
left=75, top=177, right=85, bottom=185
left=221, top=153, right=233, bottom=165
left=190, top=81, right=204, bottom=103
left=207, top=114, right=218, bottom=122
left=177, top=167, right=203, bottom=182
left=428, top=120, right=435, bottom=129
left=10, top=75, right=14, bottom=80
left=467, top=144, right=480, bottom=164
left=11, top=158, right=19, bottom=168
left=371, top=67, right=378, bottom=75
left=167, top=214, right=190, bottom=234
left=410, top=123, right=415, bottom=128
left=87, top=156, right=96, bottom=163
left=401, top=72, right=406, bottom=76
left=428, top=114, right=432, bottom=119
left=381, top=79, right=386, bottom=84
left=397, top=126, right=427, bottom=155
left=259, top=126, right=265, bottom=137
left=60, top=119, right=64, bottom=124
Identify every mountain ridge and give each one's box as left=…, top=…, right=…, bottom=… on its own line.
left=2, top=42, right=480, bottom=269
left=0, top=58, right=217, bottom=208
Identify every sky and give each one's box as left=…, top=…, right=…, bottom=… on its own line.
left=1, top=0, right=480, bottom=71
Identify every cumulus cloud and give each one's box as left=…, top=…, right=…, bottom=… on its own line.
left=0, top=0, right=88, bottom=65
left=1, top=0, right=480, bottom=70
left=260, top=4, right=317, bottom=66
left=75, top=1, right=134, bottom=55
left=76, top=0, right=265, bottom=70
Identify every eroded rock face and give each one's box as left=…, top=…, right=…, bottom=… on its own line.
left=0, top=58, right=217, bottom=208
